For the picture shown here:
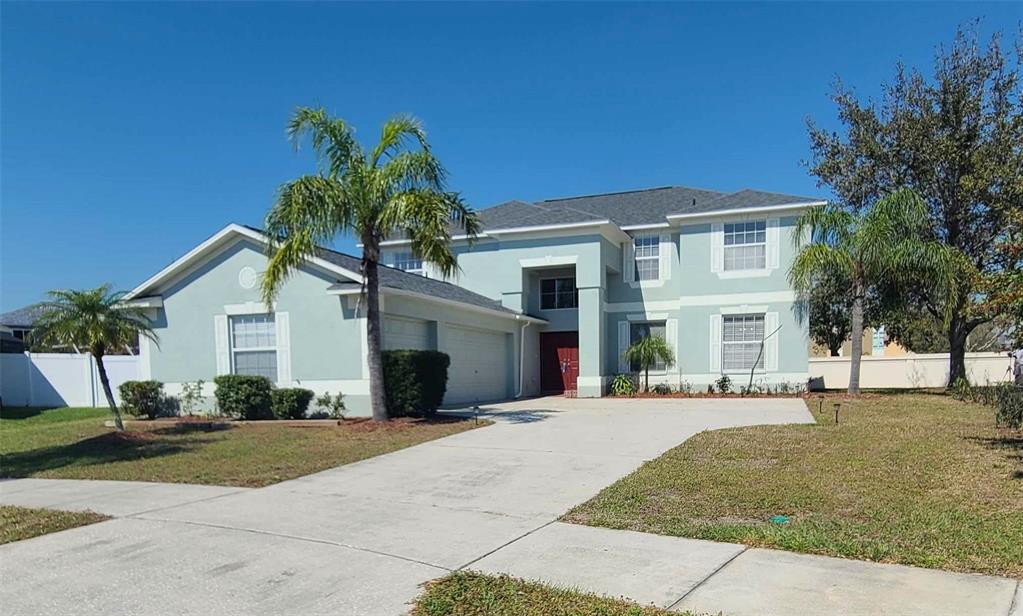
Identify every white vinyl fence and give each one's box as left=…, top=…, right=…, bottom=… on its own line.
left=0, top=353, right=139, bottom=408
left=808, top=352, right=1014, bottom=390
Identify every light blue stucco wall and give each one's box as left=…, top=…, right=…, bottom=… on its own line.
left=149, top=239, right=362, bottom=385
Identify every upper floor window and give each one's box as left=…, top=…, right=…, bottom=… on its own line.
left=630, top=321, right=667, bottom=372
left=391, top=251, right=425, bottom=276
left=540, top=277, right=577, bottom=310
left=633, top=235, right=660, bottom=281
left=230, top=314, right=277, bottom=381
left=722, top=314, right=764, bottom=372
left=724, top=221, right=766, bottom=271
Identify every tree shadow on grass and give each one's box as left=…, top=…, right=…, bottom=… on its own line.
left=0, top=430, right=217, bottom=478
left=965, top=435, right=1023, bottom=479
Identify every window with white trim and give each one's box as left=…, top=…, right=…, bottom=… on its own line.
left=722, top=314, right=765, bottom=372
left=230, top=314, right=277, bottom=381
left=630, top=321, right=667, bottom=372
left=633, top=235, right=660, bottom=281
left=391, top=251, right=425, bottom=276
left=540, top=277, right=578, bottom=310
left=723, top=221, right=766, bottom=271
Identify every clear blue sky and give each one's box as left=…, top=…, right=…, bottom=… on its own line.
left=2, top=2, right=1019, bottom=311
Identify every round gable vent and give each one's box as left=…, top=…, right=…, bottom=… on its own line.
left=238, top=266, right=258, bottom=289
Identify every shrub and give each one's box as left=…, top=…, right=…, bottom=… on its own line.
left=119, top=380, right=164, bottom=419
left=271, top=387, right=315, bottom=419
left=952, top=381, right=1023, bottom=430
left=178, top=380, right=205, bottom=416
left=651, top=383, right=673, bottom=396
left=608, top=374, right=636, bottom=396
left=213, top=375, right=273, bottom=420
left=715, top=374, right=732, bottom=394
left=314, top=392, right=347, bottom=419
left=382, top=350, right=450, bottom=417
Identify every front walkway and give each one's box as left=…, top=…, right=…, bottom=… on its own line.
left=1, top=397, right=1018, bottom=616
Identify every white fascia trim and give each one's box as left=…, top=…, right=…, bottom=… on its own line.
left=666, top=201, right=827, bottom=222
left=326, top=284, right=363, bottom=296
left=720, top=304, right=768, bottom=314
left=628, top=279, right=666, bottom=289
left=519, top=255, right=578, bottom=268
left=366, top=286, right=548, bottom=325
left=125, top=224, right=365, bottom=300
left=626, top=312, right=669, bottom=321
left=486, top=219, right=611, bottom=236
left=716, top=269, right=773, bottom=279
left=620, top=222, right=671, bottom=231
left=376, top=233, right=488, bottom=248
left=121, top=297, right=164, bottom=309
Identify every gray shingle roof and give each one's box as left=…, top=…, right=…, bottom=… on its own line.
left=403, top=185, right=823, bottom=238
left=0, top=303, right=46, bottom=328
left=245, top=226, right=518, bottom=316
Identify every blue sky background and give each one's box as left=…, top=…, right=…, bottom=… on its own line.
left=2, top=2, right=1019, bottom=311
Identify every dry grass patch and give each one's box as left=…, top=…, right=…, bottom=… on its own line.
left=0, top=505, right=109, bottom=544
left=1, top=407, right=486, bottom=487
left=565, top=394, right=1023, bottom=578
left=412, top=572, right=696, bottom=616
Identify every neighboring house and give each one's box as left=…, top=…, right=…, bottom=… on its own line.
left=124, top=185, right=824, bottom=415
left=0, top=303, right=46, bottom=341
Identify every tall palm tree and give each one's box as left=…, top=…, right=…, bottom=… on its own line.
left=624, top=335, right=675, bottom=392
left=262, top=107, right=480, bottom=421
left=789, top=188, right=957, bottom=394
left=32, top=285, right=157, bottom=431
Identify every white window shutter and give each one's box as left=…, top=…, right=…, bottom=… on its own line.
left=665, top=318, right=678, bottom=369
left=214, top=315, right=230, bottom=375
left=617, top=321, right=630, bottom=373
left=710, top=222, right=724, bottom=273
left=276, top=311, right=292, bottom=385
left=765, top=312, right=779, bottom=371
left=623, top=241, right=635, bottom=283
left=709, top=314, right=722, bottom=373
left=659, top=233, right=671, bottom=280
left=767, top=218, right=780, bottom=270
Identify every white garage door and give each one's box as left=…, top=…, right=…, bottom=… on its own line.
left=382, top=316, right=431, bottom=350
left=444, top=325, right=510, bottom=405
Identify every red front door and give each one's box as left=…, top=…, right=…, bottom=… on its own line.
left=540, top=332, right=579, bottom=393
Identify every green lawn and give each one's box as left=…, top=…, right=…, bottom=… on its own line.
left=565, top=394, right=1023, bottom=578
left=1, top=406, right=485, bottom=487
left=412, top=572, right=694, bottom=616
left=0, top=505, right=109, bottom=544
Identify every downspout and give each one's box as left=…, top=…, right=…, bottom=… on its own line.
left=516, top=318, right=531, bottom=398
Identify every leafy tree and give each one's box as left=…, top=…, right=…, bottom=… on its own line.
left=261, top=107, right=479, bottom=421
left=805, top=269, right=855, bottom=356
left=806, top=23, right=1022, bottom=385
left=624, top=335, right=675, bottom=392
left=790, top=189, right=956, bottom=394
left=32, top=285, right=157, bottom=431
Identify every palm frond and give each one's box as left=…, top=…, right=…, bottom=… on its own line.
left=370, top=114, right=429, bottom=168
left=792, top=204, right=855, bottom=249
left=33, top=285, right=157, bottom=355
left=788, top=243, right=855, bottom=295
left=287, top=106, right=362, bottom=178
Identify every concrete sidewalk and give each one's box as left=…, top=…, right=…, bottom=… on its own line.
left=1, top=397, right=1018, bottom=616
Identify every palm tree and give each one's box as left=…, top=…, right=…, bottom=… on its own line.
left=262, top=107, right=480, bottom=421
left=32, top=285, right=157, bottom=431
left=789, top=188, right=957, bottom=394
left=624, top=335, right=675, bottom=392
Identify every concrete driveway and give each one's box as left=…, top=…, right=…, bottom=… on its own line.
left=0, top=397, right=812, bottom=615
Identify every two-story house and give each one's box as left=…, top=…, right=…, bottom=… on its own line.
left=125, top=185, right=823, bottom=414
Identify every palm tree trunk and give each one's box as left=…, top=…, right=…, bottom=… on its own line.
left=94, top=354, right=125, bottom=431
left=363, top=239, right=389, bottom=421
left=644, top=367, right=649, bottom=392
left=848, top=288, right=864, bottom=395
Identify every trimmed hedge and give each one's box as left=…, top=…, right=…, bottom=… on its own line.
left=118, top=380, right=164, bottom=419
left=213, top=375, right=273, bottom=420
left=271, top=387, right=315, bottom=420
left=952, top=381, right=1023, bottom=430
left=382, top=350, right=450, bottom=418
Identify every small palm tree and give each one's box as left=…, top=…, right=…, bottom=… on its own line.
left=262, top=107, right=480, bottom=421
left=624, top=335, right=675, bottom=392
left=32, top=285, right=157, bottom=431
left=789, top=188, right=957, bottom=394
